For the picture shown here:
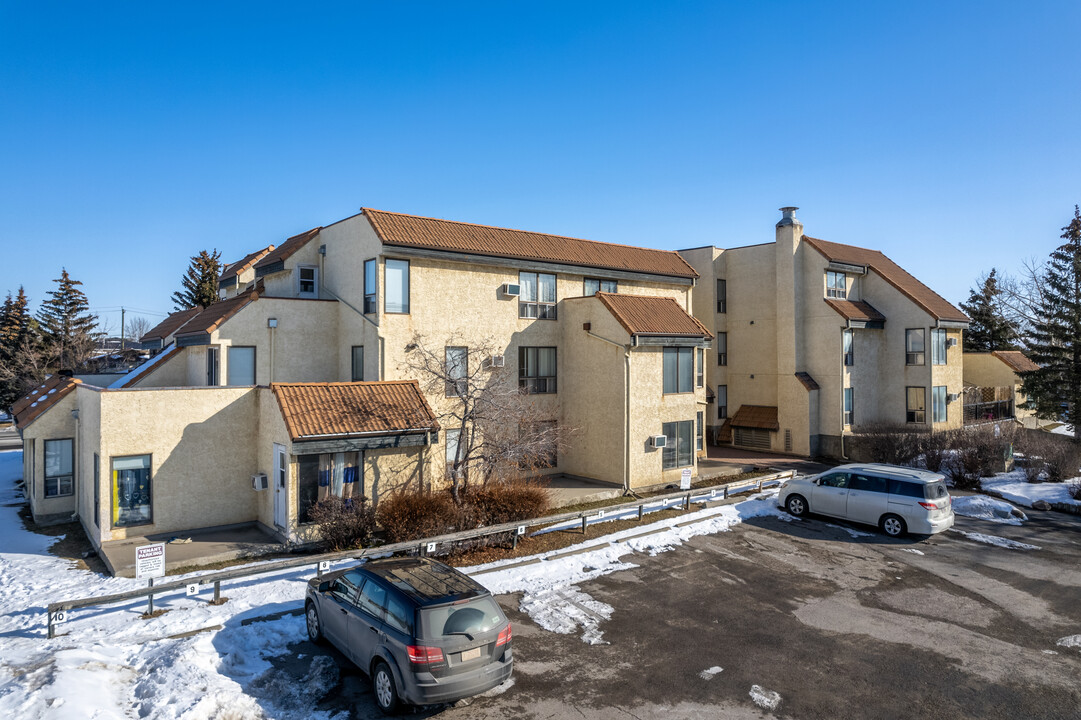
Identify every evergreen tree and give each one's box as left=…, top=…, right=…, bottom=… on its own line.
left=0, top=287, right=45, bottom=410
left=1020, top=206, right=1081, bottom=440
left=36, top=269, right=99, bottom=373
left=172, top=249, right=222, bottom=310
left=959, top=269, right=1020, bottom=351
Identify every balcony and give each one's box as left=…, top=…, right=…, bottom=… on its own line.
left=963, top=386, right=1014, bottom=425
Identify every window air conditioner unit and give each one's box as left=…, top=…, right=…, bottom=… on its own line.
left=947, top=393, right=960, bottom=404
left=501, top=283, right=521, bottom=297
left=489, top=354, right=505, bottom=368
left=946, top=337, right=958, bottom=348
left=650, top=435, right=667, bottom=448
left=252, top=473, right=269, bottom=491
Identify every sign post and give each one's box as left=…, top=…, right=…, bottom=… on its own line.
left=680, top=468, right=692, bottom=491
left=135, top=543, right=166, bottom=615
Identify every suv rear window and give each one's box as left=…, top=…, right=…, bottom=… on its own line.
left=887, top=479, right=925, bottom=498
left=925, top=482, right=949, bottom=500
left=420, top=596, right=504, bottom=640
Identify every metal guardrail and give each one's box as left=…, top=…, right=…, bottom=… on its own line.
left=46, top=469, right=795, bottom=638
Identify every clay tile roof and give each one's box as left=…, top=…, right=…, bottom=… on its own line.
left=363, top=208, right=698, bottom=279
left=254, top=227, right=322, bottom=271
left=140, top=307, right=203, bottom=343
left=272, top=381, right=440, bottom=441
left=221, top=245, right=275, bottom=281
left=729, top=405, right=779, bottom=431
left=803, top=236, right=968, bottom=323
left=795, top=372, right=820, bottom=391
left=593, top=292, right=713, bottom=338
left=824, top=299, right=886, bottom=324
left=13, top=375, right=81, bottom=429
left=175, top=282, right=262, bottom=339
left=992, top=350, right=1040, bottom=373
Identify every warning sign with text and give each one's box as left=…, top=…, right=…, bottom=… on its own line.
left=135, top=543, right=165, bottom=580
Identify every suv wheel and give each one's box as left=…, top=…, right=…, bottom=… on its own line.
left=305, top=601, right=322, bottom=643
left=880, top=514, right=907, bottom=538
left=785, top=495, right=808, bottom=517
left=372, top=661, right=400, bottom=714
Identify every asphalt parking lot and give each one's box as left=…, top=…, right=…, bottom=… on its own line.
left=287, top=506, right=1081, bottom=719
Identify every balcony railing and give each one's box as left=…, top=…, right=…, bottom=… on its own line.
left=963, top=386, right=1014, bottom=425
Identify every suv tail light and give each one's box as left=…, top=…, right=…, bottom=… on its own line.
left=917, top=501, right=938, bottom=511
left=496, top=624, right=512, bottom=648
left=407, top=645, right=446, bottom=671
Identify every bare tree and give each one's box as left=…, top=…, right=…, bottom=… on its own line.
left=125, top=315, right=153, bottom=344
left=995, top=257, right=1048, bottom=345
left=401, top=333, right=573, bottom=503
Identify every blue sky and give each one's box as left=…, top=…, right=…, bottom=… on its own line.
left=2, top=1, right=1079, bottom=332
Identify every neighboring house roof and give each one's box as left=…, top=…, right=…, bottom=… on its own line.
left=824, top=299, right=886, bottom=324
left=363, top=208, right=699, bottom=279
left=729, top=405, right=779, bottom=431
left=254, top=227, right=322, bottom=272
left=221, top=245, right=275, bottom=282
left=992, top=350, right=1040, bottom=374
left=794, top=372, right=820, bottom=391
left=13, top=375, right=81, bottom=429
left=174, top=282, right=262, bottom=342
left=140, top=307, right=202, bottom=344
left=803, top=236, right=969, bottom=323
left=593, top=292, right=713, bottom=338
left=272, top=381, right=440, bottom=441
left=112, top=345, right=182, bottom=388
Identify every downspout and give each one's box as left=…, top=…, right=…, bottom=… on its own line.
left=839, top=325, right=848, bottom=460
left=71, top=405, right=80, bottom=522
left=586, top=329, right=633, bottom=494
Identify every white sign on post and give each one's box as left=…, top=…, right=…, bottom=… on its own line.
left=135, top=543, right=166, bottom=580
left=50, top=609, right=67, bottom=625
left=427, top=542, right=437, bottom=553
left=680, top=468, right=692, bottom=491
left=186, top=583, right=199, bottom=597
left=318, top=560, right=331, bottom=572
left=517, top=525, right=526, bottom=536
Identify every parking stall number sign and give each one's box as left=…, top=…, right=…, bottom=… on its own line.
left=135, top=543, right=166, bottom=580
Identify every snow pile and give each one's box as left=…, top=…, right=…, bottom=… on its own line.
left=948, top=528, right=1040, bottom=551
left=749, top=684, right=781, bottom=710
left=1056, top=635, right=1081, bottom=651
left=901, top=548, right=925, bottom=555
left=698, top=666, right=723, bottom=680
left=980, top=471, right=1081, bottom=509
left=951, top=495, right=1027, bottom=525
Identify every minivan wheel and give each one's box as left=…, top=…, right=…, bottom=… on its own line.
left=880, top=514, right=907, bottom=538
left=785, top=495, right=808, bottom=517
left=372, top=661, right=400, bottom=715
left=305, top=601, right=323, bottom=644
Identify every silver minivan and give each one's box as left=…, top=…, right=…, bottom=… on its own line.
left=777, top=463, right=953, bottom=537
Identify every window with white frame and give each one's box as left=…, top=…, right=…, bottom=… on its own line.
left=826, top=271, right=846, bottom=298
left=843, top=387, right=854, bottom=427
left=906, top=386, right=926, bottom=424
left=932, top=385, right=947, bottom=423
left=663, top=347, right=694, bottom=394
left=445, top=346, right=468, bottom=397
left=661, top=420, right=694, bottom=469
left=931, top=329, right=947, bottom=365
left=519, top=346, right=557, bottom=393
left=297, top=266, right=318, bottom=298
left=584, top=278, right=617, bottom=296
left=519, top=271, right=556, bottom=319
left=44, top=438, right=73, bottom=497
left=906, top=329, right=925, bottom=365
left=843, top=329, right=854, bottom=366
left=385, top=259, right=410, bottom=314
left=363, top=258, right=377, bottom=314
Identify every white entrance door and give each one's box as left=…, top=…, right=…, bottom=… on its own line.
left=273, top=444, right=288, bottom=530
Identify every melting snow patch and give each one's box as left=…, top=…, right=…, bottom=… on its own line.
left=824, top=523, right=873, bottom=538
left=749, top=684, right=781, bottom=710
left=698, top=666, right=723, bottom=680
left=1056, top=635, right=1081, bottom=651
left=519, top=586, right=614, bottom=645
left=901, top=548, right=925, bottom=555
left=952, top=495, right=1026, bottom=525
left=949, top=529, right=1040, bottom=551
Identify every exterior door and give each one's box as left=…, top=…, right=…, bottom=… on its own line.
left=273, top=444, right=288, bottom=529
left=812, top=472, right=850, bottom=517
left=846, top=473, right=889, bottom=524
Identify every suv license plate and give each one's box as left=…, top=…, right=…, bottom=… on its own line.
left=461, top=647, right=481, bottom=662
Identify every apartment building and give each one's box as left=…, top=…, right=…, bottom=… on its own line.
left=680, top=208, right=969, bottom=458
left=15, top=209, right=710, bottom=557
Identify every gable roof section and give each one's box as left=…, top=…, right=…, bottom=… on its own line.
left=363, top=208, right=698, bottom=279
left=824, top=299, right=886, bottom=324
left=140, top=307, right=202, bottom=344
left=174, top=282, right=262, bottom=344
left=221, top=245, right=275, bottom=282
left=794, top=372, right=820, bottom=391
left=13, top=375, right=81, bottom=429
left=803, top=236, right=968, bottom=323
left=112, top=345, right=182, bottom=388
left=593, top=292, right=713, bottom=338
left=992, top=350, right=1039, bottom=374
left=254, top=227, right=321, bottom=274
left=729, top=405, right=779, bottom=431
left=272, top=381, right=440, bottom=441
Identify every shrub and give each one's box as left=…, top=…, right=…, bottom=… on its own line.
left=1070, top=482, right=1081, bottom=501
left=378, top=490, right=459, bottom=543
left=1015, top=431, right=1081, bottom=483
left=462, top=480, right=551, bottom=526
left=941, top=426, right=1013, bottom=490
left=920, top=431, right=952, bottom=473
left=852, top=424, right=922, bottom=466
left=307, top=496, right=377, bottom=551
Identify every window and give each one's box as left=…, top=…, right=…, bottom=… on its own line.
left=906, top=329, right=925, bottom=365
left=445, top=428, right=461, bottom=478
left=888, top=479, right=924, bottom=498
left=932, top=385, right=947, bottom=423
left=206, top=347, right=220, bottom=386
left=445, top=346, right=468, bottom=397
left=351, top=346, right=364, bottom=382
left=357, top=579, right=389, bottom=621
left=298, top=452, right=362, bottom=523
left=696, top=412, right=704, bottom=452
left=843, top=387, right=854, bottom=427
left=584, top=278, right=617, bottom=295
left=384, top=592, right=414, bottom=635
left=519, top=420, right=557, bottom=468
left=297, top=265, right=318, bottom=298
left=112, top=454, right=152, bottom=527
left=519, top=346, right=557, bottom=393
left=717, top=385, right=727, bottom=419
left=363, top=258, right=377, bottom=314
left=826, top=271, right=846, bottom=298
left=906, top=386, right=926, bottom=423
left=696, top=348, right=704, bottom=387
left=717, top=279, right=726, bottom=313
left=44, top=438, right=73, bottom=497
left=819, top=472, right=849, bottom=488
left=519, top=271, right=556, bottom=319
left=330, top=571, right=362, bottom=605
left=717, top=332, right=727, bottom=366
left=93, top=454, right=100, bottom=527
left=849, top=474, right=887, bottom=493
left=931, top=329, right=947, bottom=366
left=385, top=258, right=410, bottom=314
left=843, top=329, right=854, bottom=366
left=663, top=347, right=694, bottom=394
left=227, top=346, right=256, bottom=385
left=661, top=420, right=694, bottom=469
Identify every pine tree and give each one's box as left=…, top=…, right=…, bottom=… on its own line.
left=959, top=269, right=1020, bottom=352
left=36, top=269, right=99, bottom=373
left=172, top=249, right=222, bottom=310
left=0, top=287, right=44, bottom=410
left=1020, top=206, right=1081, bottom=440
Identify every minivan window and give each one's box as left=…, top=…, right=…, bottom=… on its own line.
left=819, top=473, right=849, bottom=488
left=384, top=592, right=414, bottom=635
left=887, top=479, right=925, bottom=498
left=357, top=579, right=389, bottom=620
left=850, top=474, right=887, bottom=493
left=420, top=596, right=503, bottom=639
left=925, top=482, right=949, bottom=500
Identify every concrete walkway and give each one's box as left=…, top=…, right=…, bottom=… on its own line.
left=99, top=522, right=284, bottom=577
left=700, top=445, right=833, bottom=479
left=545, top=475, right=623, bottom=508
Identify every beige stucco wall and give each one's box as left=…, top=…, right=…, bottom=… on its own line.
left=130, top=347, right=189, bottom=388
left=20, top=392, right=79, bottom=521
left=75, top=386, right=104, bottom=542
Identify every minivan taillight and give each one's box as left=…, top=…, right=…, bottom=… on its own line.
left=407, top=645, right=445, bottom=668
left=917, top=501, right=937, bottom=511
left=496, top=624, right=512, bottom=647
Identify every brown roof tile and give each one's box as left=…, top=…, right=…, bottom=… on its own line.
left=175, top=282, right=262, bottom=339
left=254, top=227, right=321, bottom=271
left=729, top=405, right=779, bottom=431
left=794, top=372, right=820, bottom=391
left=14, top=375, right=81, bottom=429
left=992, top=350, right=1040, bottom=374
left=221, top=245, right=275, bottom=281
left=363, top=208, right=698, bottom=279
left=272, top=381, right=440, bottom=441
left=824, top=299, right=886, bottom=324
left=140, top=307, right=203, bottom=343
left=592, top=292, right=713, bottom=338
left=803, top=236, right=968, bottom=323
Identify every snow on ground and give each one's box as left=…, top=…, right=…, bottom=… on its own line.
left=980, top=470, right=1081, bottom=510
left=951, top=495, right=1027, bottom=525
left=948, top=528, right=1041, bottom=551
left=698, top=666, right=723, bottom=680
left=1057, top=635, right=1081, bottom=650
left=749, top=684, right=781, bottom=710
left=823, top=522, right=873, bottom=538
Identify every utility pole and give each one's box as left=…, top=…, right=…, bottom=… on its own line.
left=120, top=307, right=126, bottom=351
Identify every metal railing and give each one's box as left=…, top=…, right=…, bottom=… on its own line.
left=46, top=469, right=795, bottom=639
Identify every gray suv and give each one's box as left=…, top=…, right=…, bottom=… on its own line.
left=305, top=557, right=513, bottom=713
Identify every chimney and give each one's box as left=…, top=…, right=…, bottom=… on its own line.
left=777, top=206, right=800, bottom=228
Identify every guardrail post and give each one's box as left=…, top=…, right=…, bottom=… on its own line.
left=213, top=581, right=221, bottom=604
left=147, top=579, right=154, bottom=616
left=756, top=479, right=762, bottom=492
left=581, top=515, right=588, bottom=534
left=47, top=611, right=54, bottom=640
left=637, top=504, right=643, bottom=521
left=512, top=532, right=519, bottom=550
left=684, top=493, right=690, bottom=510
left=723, top=485, right=729, bottom=499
